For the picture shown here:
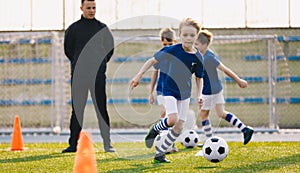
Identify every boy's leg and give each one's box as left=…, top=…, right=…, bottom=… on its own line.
left=222, top=110, right=254, bottom=145
left=154, top=98, right=189, bottom=163
left=145, top=95, right=171, bottom=148
left=154, top=127, right=181, bottom=163
left=198, top=94, right=214, bottom=147
left=145, top=117, right=171, bottom=148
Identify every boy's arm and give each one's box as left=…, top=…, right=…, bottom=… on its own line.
left=130, top=57, right=158, bottom=90
left=196, top=77, right=203, bottom=108
left=218, top=62, right=248, bottom=88
left=149, top=70, right=158, bottom=104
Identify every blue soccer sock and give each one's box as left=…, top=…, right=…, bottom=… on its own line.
left=225, top=113, right=247, bottom=133
left=202, top=119, right=213, bottom=139
left=153, top=118, right=170, bottom=132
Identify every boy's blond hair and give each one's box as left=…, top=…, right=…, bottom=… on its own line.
left=179, top=17, right=202, bottom=35
left=198, top=29, right=213, bottom=45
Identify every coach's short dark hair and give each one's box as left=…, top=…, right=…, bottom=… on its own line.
left=81, top=0, right=95, bottom=5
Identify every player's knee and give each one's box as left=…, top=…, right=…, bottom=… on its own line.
left=167, top=113, right=178, bottom=126
left=219, top=111, right=227, bottom=119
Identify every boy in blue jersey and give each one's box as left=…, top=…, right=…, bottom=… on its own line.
left=130, top=18, right=204, bottom=163
left=149, top=28, right=178, bottom=153
left=194, top=30, right=253, bottom=156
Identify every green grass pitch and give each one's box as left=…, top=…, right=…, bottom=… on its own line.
left=0, top=142, right=299, bottom=173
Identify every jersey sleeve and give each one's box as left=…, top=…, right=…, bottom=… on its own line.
left=154, top=46, right=171, bottom=62
left=194, top=53, right=204, bottom=78
left=153, top=61, right=160, bottom=70
left=205, top=54, right=220, bottom=69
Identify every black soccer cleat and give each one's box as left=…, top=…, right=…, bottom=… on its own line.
left=104, top=145, right=116, bottom=153
left=153, top=153, right=170, bottom=163
left=145, top=125, right=159, bottom=148
left=62, top=146, right=76, bottom=153
left=243, top=126, right=254, bottom=145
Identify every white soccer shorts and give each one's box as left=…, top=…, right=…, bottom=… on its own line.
left=164, top=96, right=190, bottom=121
left=202, top=90, right=225, bottom=110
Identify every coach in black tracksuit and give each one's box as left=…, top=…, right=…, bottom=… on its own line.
left=62, top=0, right=115, bottom=153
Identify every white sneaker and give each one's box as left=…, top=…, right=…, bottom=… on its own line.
left=197, top=143, right=204, bottom=147
left=195, top=150, right=204, bottom=157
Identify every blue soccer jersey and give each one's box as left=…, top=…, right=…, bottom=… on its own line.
left=153, top=60, right=168, bottom=96
left=202, top=49, right=223, bottom=95
left=154, top=44, right=204, bottom=100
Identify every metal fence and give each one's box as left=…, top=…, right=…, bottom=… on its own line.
left=0, top=31, right=299, bottom=132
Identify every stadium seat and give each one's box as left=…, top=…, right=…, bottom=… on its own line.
left=107, top=98, right=128, bottom=104
left=275, top=76, right=289, bottom=82
left=0, top=99, right=18, bottom=106
left=113, top=57, right=133, bottom=63
left=40, top=99, right=52, bottom=105
left=244, top=97, right=264, bottom=104
left=130, top=98, right=149, bottom=104
left=276, top=55, right=285, bottom=60
left=287, top=36, right=300, bottom=42
left=21, top=100, right=34, bottom=106
left=0, top=78, right=54, bottom=85
left=0, top=40, right=10, bottom=44
left=107, top=78, right=129, bottom=84
left=289, top=97, right=300, bottom=104
left=140, top=77, right=151, bottom=83
left=266, top=98, right=287, bottom=104
left=290, top=76, right=300, bottom=82
left=225, top=97, right=241, bottom=103
left=244, top=76, right=264, bottom=83
left=36, top=38, right=51, bottom=44
left=44, top=79, right=52, bottom=84
left=1, top=79, right=25, bottom=85
left=244, top=55, right=263, bottom=61
left=26, top=79, right=43, bottom=85
left=288, top=55, right=300, bottom=61
left=136, top=56, right=151, bottom=62
left=276, top=98, right=287, bottom=104
left=31, top=57, right=51, bottom=63
left=278, top=35, right=300, bottom=42
left=277, top=36, right=285, bottom=42
left=18, top=39, right=31, bottom=44
left=224, top=77, right=235, bottom=82
left=8, top=58, right=27, bottom=64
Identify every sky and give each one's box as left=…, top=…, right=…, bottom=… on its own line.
left=0, top=0, right=299, bottom=31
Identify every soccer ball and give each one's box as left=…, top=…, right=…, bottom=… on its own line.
left=154, top=131, right=172, bottom=153
left=203, top=136, right=229, bottom=163
left=52, top=126, right=61, bottom=134
left=180, top=130, right=199, bottom=148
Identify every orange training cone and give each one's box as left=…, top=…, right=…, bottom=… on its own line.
left=73, top=131, right=97, bottom=173
left=11, top=115, right=24, bottom=151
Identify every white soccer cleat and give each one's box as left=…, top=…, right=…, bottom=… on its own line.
left=195, top=149, right=204, bottom=157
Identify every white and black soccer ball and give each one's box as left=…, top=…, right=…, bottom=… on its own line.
left=181, top=130, right=199, bottom=148
left=154, top=131, right=172, bottom=153
left=203, top=136, right=229, bottom=163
